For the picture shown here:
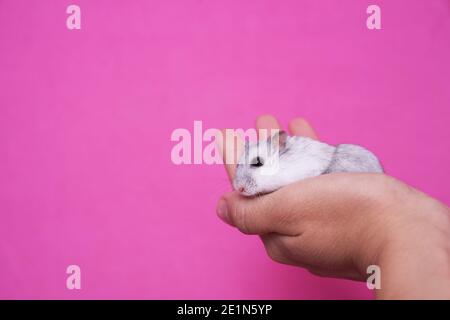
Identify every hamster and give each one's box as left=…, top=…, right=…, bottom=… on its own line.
left=233, top=130, right=383, bottom=196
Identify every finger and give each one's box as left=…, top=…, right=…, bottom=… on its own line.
left=256, top=114, right=282, bottom=140
left=216, top=190, right=300, bottom=235
left=288, top=117, right=319, bottom=140
left=216, top=128, right=244, bottom=182
left=217, top=172, right=369, bottom=235
left=262, top=233, right=362, bottom=280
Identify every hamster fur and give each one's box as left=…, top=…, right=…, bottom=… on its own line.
left=233, top=131, right=383, bottom=197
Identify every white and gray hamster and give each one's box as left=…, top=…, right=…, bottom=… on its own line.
left=233, top=131, right=383, bottom=196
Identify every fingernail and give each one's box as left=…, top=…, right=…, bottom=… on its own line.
left=216, top=199, right=231, bottom=225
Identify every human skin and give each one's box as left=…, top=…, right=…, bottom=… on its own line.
left=216, top=115, right=450, bottom=299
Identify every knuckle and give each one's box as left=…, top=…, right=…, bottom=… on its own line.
left=265, top=239, right=288, bottom=264
left=267, top=248, right=286, bottom=264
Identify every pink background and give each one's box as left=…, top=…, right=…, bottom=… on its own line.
left=0, top=0, right=449, bottom=299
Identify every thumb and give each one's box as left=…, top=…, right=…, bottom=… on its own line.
left=216, top=191, right=298, bottom=235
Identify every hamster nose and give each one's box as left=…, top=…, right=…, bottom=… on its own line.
left=238, top=187, right=245, bottom=193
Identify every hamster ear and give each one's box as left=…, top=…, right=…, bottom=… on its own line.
left=269, top=130, right=288, bottom=153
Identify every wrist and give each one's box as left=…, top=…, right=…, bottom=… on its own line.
left=356, top=177, right=450, bottom=298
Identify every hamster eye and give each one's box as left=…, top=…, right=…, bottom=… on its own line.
left=250, top=156, right=264, bottom=167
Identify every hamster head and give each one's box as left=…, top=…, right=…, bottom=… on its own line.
left=233, top=130, right=288, bottom=196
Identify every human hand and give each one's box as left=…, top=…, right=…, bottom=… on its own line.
left=216, top=115, right=450, bottom=299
